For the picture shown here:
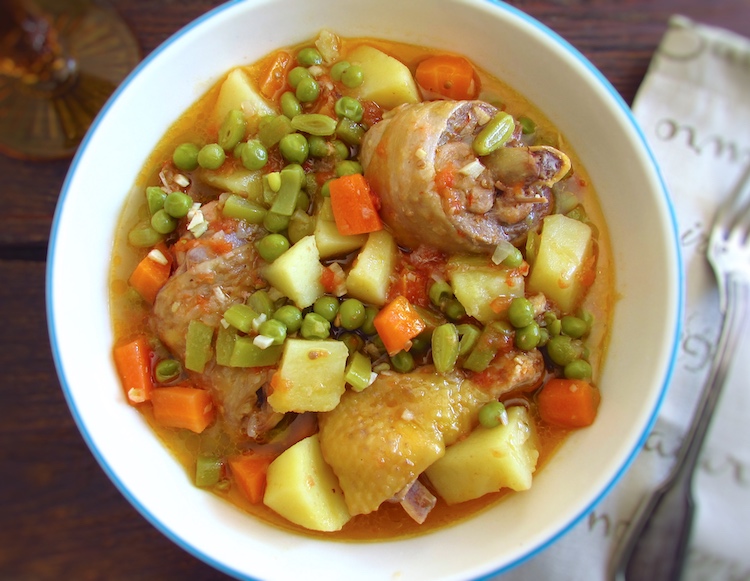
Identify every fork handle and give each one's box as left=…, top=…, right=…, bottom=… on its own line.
left=609, top=275, right=749, bottom=581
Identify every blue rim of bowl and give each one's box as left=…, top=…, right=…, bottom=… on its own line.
left=45, top=0, right=684, bottom=579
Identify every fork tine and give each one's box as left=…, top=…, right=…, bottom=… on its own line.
left=714, top=161, right=750, bottom=232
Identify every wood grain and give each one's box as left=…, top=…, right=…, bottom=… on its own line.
left=1, top=1, right=748, bottom=579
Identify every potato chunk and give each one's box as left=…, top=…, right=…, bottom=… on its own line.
left=263, top=235, right=324, bottom=309
left=345, top=229, right=397, bottom=306
left=213, top=67, right=276, bottom=128
left=447, top=257, right=525, bottom=323
left=264, top=434, right=351, bottom=532
left=346, top=45, right=420, bottom=109
left=425, top=406, right=539, bottom=505
left=527, top=214, right=594, bottom=312
left=267, top=339, right=349, bottom=413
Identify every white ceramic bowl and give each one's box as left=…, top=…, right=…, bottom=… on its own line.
left=47, top=0, right=683, bottom=579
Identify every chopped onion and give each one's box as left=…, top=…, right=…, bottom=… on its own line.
left=147, top=248, right=168, bottom=265
left=492, top=239, right=516, bottom=265
left=253, top=335, right=275, bottom=350
left=458, top=158, right=485, bottom=179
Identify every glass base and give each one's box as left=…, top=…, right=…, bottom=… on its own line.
left=0, top=2, right=140, bottom=160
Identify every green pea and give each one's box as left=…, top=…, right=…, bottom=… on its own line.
left=164, top=192, right=193, bottom=218
left=150, top=209, right=177, bottom=234
left=429, top=281, right=453, bottom=307
left=431, top=323, right=459, bottom=374
left=218, top=109, right=247, bottom=151
left=296, top=76, right=320, bottom=103
left=287, top=211, right=315, bottom=244
left=410, top=330, right=433, bottom=355
left=335, top=160, right=362, bottom=177
left=561, top=315, right=588, bottom=339
left=330, top=60, right=350, bottom=81
left=273, top=305, right=303, bottom=333
left=361, top=306, right=379, bottom=335
left=233, top=141, right=246, bottom=159
left=258, top=319, right=287, bottom=345
left=313, top=296, right=340, bottom=322
left=538, top=327, right=550, bottom=347
left=340, top=332, right=364, bottom=355
left=472, top=111, right=515, bottom=156
left=263, top=211, right=290, bottom=233
left=320, top=180, right=332, bottom=198
left=146, top=186, right=167, bottom=215
left=256, top=233, right=290, bottom=262
left=280, top=91, right=302, bottom=119
left=339, top=298, right=366, bottom=330
left=443, top=298, right=466, bottom=322
left=503, top=246, right=524, bottom=268
left=332, top=139, right=350, bottom=160
left=390, top=350, right=414, bottom=373
left=128, top=223, right=163, bottom=247
left=478, top=401, right=509, bottom=429
left=544, top=311, right=562, bottom=336
left=172, top=142, right=200, bottom=171
left=296, top=47, right=323, bottom=66
left=301, top=312, right=331, bottom=339
left=335, top=118, right=364, bottom=146
left=519, top=116, right=536, bottom=135
left=307, top=135, right=329, bottom=158
left=288, top=66, right=311, bottom=89
left=340, top=64, right=364, bottom=88
left=240, top=139, right=268, bottom=171
left=155, top=359, right=181, bottom=383
left=508, top=297, right=535, bottom=328
left=564, top=358, right=592, bottom=380
left=334, top=96, right=364, bottom=122
left=279, top=133, right=309, bottom=164
left=197, top=143, right=226, bottom=170
left=515, top=322, right=541, bottom=351
left=546, top=335, right=581, bottom=367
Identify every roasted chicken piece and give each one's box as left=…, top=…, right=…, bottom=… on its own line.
left=151, top=200, right=271, bottom=438
left=317, top=349, right=544, bottom=516
left=359, top=100, right=570, bottom=254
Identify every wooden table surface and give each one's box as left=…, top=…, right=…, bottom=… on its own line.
left=2, top=1, right=748, bottom=579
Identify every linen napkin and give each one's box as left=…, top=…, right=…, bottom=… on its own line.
left=497, top=15, right=750, bottom=581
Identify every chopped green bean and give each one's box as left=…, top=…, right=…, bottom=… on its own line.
left=432, top=323, right=459, bottom=374
left=472, top=111, right=515, bottom=156
left=146, top=186, right=167, bottom=215
left=429, top=281, right=453, bottom=307
left=247, top=290, right=275, bottom=318
left=222, top=194, right=267, bottom=224
left=345, top=351, right=373, bottom=392
left=456, top=323, right=481, bottom=356
left=195, top=455, right=223, bottom=487
left=155, top=359, right=181, bottom=383
left=218, top=109, right=247, bottom=151
left=291, top=113, right=337, bottom=136
left=223, top=303, right=260, bottom=334
left=185, top=320, right=214, bottom=373
left=229, top=337, right=283, bottom=367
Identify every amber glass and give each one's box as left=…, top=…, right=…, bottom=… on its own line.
left=0, top=0, right=140, bottom=160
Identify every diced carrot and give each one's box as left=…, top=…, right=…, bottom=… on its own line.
left=258, top=50, right=292, bottom=100
left=415, top=55, right=479, bottom=100
left=228, top=453, right=275, bottom=504
left=328, top=173, right=383, bottom=236
left=373, top=295, right=426, bottom=356
left=150, top=386, right=215, bottom=433
left=113, top=334, right=155, bottom=405
left=128, top=243, right=172, bottom=304
left=537, top=378, right=600, bottom=429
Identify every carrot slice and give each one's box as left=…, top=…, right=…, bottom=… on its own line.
left=113, top=335, right=155, bottom=405
left=537, top=378, right=600, bottom=428
left=128, top=244, right=172, bottom=304
left=150, top=386, right=215, bottom=433
left=258, top=50, right=292, bottom=100
left=415, top=55, right=479, bottom=100
left=229, top=453, right=275, bottom=504
left=328, top=173, right=383, bottom=235
left=373, top=295, right=426, bottom=356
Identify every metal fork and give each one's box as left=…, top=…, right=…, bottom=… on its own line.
left=609, top=161, right=750, bottom=581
